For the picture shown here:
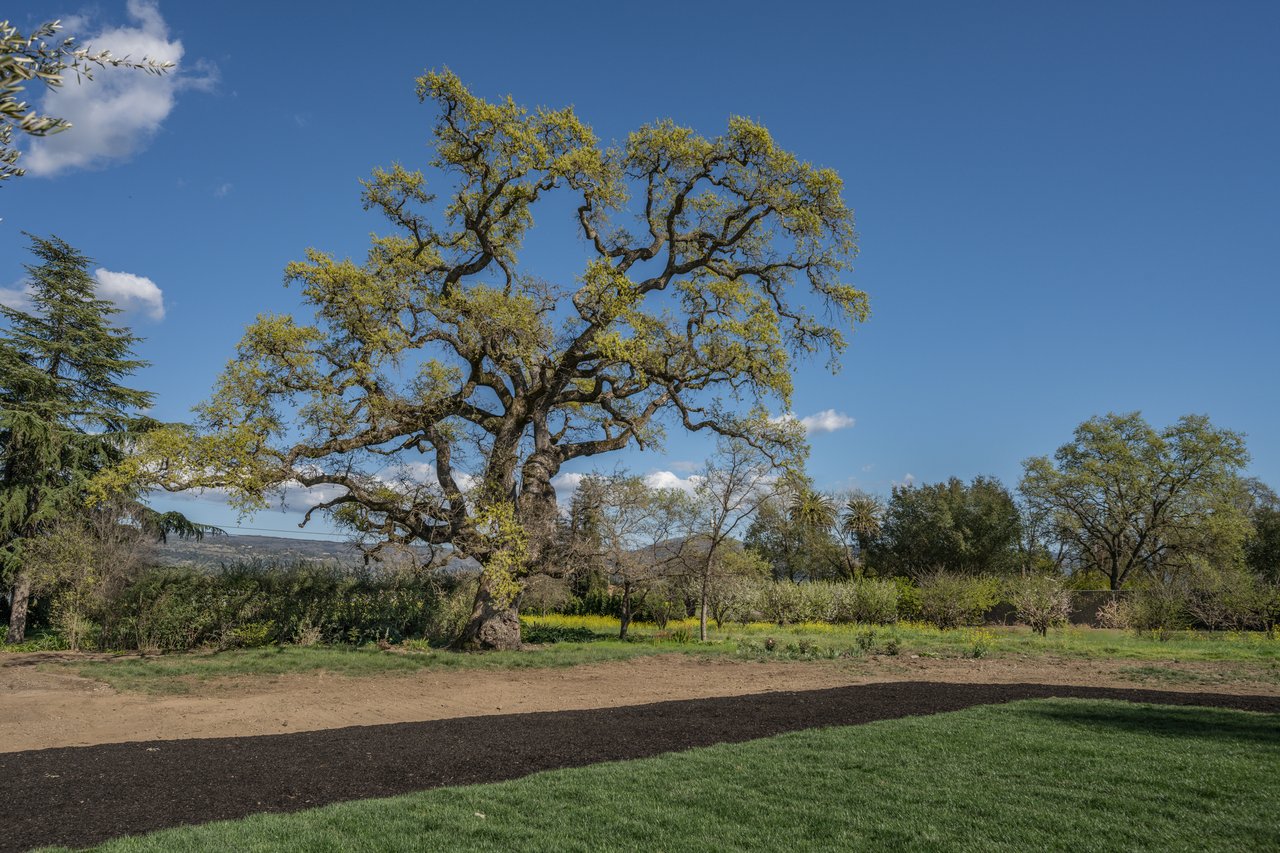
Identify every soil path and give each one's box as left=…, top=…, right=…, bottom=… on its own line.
left=4, top=682, right=1278, bottom=852
left=2, top=652, right=1274, bottom=753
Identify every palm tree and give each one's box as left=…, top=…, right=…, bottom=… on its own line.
left=789, top=488, right=838, bottom=532
left=841, top=493, right=884, bottom=559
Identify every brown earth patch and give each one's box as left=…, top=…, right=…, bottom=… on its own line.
left=1, top=651, right=1275, bottom=753
left=3, top=681, right=1278, bottom=852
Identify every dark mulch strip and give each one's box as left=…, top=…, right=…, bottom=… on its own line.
left=5, top=681, right=1279, bottom=851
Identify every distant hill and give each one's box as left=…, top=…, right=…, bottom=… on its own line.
left=154, top=533, right=443, bottom=571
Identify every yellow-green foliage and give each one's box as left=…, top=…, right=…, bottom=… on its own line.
left=472, top=502, right=528, bottom=608
left=168, top=69, right=867, bottom=575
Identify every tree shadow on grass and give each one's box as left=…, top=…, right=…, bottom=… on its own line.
left=1019, top=699, right=1280, bottom=746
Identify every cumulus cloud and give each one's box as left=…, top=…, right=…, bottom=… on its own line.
left=772, top=408, right=856, bottom=435
left=644, top=470, right=703, bottom=494
left=894, top=472, right=916, bottom=488
left=799, top=409, right=856, bottom=434
left=550, top=471, right=585, bottom=505
left=94, top=268, right=166, bottom=320
left=23, top=0, right=217, bottom=176
left=0, top=282, right=33, bottom=312
left=288, top=483, right=349, bottom=509
left=0, top=269, right=166, bottom=320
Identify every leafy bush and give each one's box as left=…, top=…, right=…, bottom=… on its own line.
left=1182, top=563, right=1266, bottom=631
left=1010, top=574, right=1072, bottom=636
left=918, top=572, right=1000, bottom=630
left=845, top=579, right=899, bottom=625
left=1129, top=583, right=1188, bottom=640
left=429, top=579, right=478, bottom=644
left=1094, top=596, right=1131, bottom=630
left=799, top=582, right=836, bottom=622
left=229, top=621, right=275, bottom=648
left=757, top=581, right=804, bottom=625
left=892, top=576, right=922, bottom=621
left=521, top=624, right=599, bottom=644
left=639, top=594, right=679, bottom=629
left=91, top=563, right=466, bottom=652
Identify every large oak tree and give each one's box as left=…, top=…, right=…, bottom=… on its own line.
left=183, top=72, right=866, bottom=649
left=1020, top=412, right=1250, bottom=590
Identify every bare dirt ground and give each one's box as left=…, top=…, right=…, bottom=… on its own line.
left=9, top=682, right=1279, bottom=852
left=3, top=651, right=1276, bottom=753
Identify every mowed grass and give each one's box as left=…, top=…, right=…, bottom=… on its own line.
left=39, top=615, right=1280, bottom=694
left=530, top=615, right=1280, bottom=667
left=44, top=699, right=1280, bottom=852
left=57, top=640, right=728, bottom=694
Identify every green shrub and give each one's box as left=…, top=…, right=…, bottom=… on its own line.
left=757, top=581, right=804, bottom=625
left=427, top=579, right=477, bottom=645
left=918, top=572, right=1000, bottom=630
left=1129, top=583, right=1188, bottom=640
left=640, top=595, right=679, bottom=629
left=1094, top=596, right=1131, bottom=629
left=799, top=582, right=836, bottom=622
left=1009, top=574, right=1072, bottom=636
left=892, top=576, right=922, bottom=621
left=1182, top=563, right=1267, bottom=631
left=230, top=620, right=276, bottom=648
left=847, top=579, right=899, bottom=625
left=91, top=563, right=464, bottom=652
left=521, top=624, right=599, bottom=644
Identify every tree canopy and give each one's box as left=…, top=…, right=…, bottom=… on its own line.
left=176, top=71, right=866, bottom=648
left=0, top=235, right=150, bottom=641
left=874, top=476, right=1023, bottom=577
left=1020, top=412, right=1251, bottom=590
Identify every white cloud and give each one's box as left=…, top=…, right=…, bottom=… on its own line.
left=772, top=409, right=856, bottom=435
left=0, top=282, right=33, bottom=312
left=799, top=409, right=856, bottom=434
left=284, top=482, right=348, bottom=509
left=551, top=471, right=585, bottom=505
left=94, top=268, right=166, bottom=320
left=644, top=470, right=702, bottom=494
left=23, top=0, right=217, bottom=176
left=894, top=472, right=916, bottom=488
left=0, top=269, right=166, bottom=320
left=214, top=182, right=232, bottom=198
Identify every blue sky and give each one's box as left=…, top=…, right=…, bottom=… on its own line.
left=3, top=0, right=1278, bottom=539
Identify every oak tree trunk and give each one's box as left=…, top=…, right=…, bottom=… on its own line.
left=452, top=475, right=559, bottom=652
left=619, top=580, right=633, bottom=639
left=453, top=568, right=522, bottom=651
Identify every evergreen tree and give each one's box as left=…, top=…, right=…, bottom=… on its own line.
left=0, top=234, right=153, bottom=642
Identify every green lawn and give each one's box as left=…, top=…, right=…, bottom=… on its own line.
left=56, top=640, right=729, bottom=694
left=34, top=615, right=1280, bottom=694
left=45, top=699, right=1280, bottom=852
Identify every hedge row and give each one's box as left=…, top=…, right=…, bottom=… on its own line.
left=75, top=564, right=476, bottom=652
